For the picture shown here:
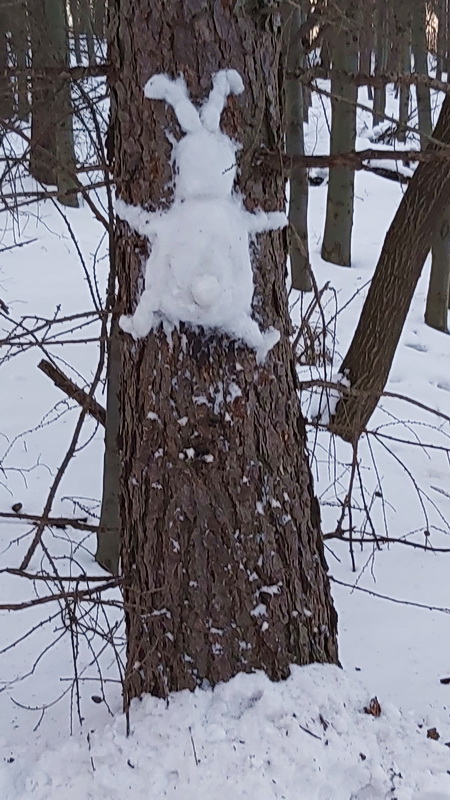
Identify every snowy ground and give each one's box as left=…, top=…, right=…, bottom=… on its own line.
left=1, top=80, right=450, bottom=798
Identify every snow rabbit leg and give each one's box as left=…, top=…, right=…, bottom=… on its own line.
left=120, top=290, right=156, bottom=340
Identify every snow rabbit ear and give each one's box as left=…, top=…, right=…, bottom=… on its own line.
left=200, top=69, right=244, bottom=132
left=144, top=74, right=202, bottom=134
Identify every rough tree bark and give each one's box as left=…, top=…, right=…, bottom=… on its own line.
left=109, top=0, right=338, bottom=705
left=332, top=96, right=450, bottom=441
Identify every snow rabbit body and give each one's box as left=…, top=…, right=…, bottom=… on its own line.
left=117, top=69, right=287, bottom=362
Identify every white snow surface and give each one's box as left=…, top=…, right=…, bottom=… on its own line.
left=5, top=665, right=450, bottom=800
left=118, top=70, right=286, bottom=362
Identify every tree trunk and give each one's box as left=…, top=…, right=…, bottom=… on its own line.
left=96, top=320, right=121, bottom=574
left=29, top=0, right=79, bottom=206
left=29, top=0, right=57, bottom=185
left=414, top=0, right=449, bottom=325
left=93, top=0, right=106, bottom=38
left=320, top=31, right=332, bottom=71
left=10, top=0, right=30, bottom=120
left=283, top=3, right=312, bottom=292
left=412, top=0, right=432, bottom=148
left=372, top=0, right=387, bottom=127
left=109, top=0, right=338, bottom=706
left=79, top=0, right=96, bottom=65
left=0, top=9, right=14, bottom=119
left=425, top=208, right=450, bottom=332
left=332, top=96, right=450, bottom=441
left=359, top=3, right=374, bottom=101
left=69, top=0, right=82, bottom=65
left=436, top=0, right=447, bottom=80
left=446, top=0, right=450, bottom=74
left=394, top=4, right=411, bottom=143
left=321, top=0, right=358, bottom=266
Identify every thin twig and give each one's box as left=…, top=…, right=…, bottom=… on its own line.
left=330, top=576, right=450, bottom=614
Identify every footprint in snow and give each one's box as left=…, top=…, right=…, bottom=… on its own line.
left=404, top=342, right=428, bottom=353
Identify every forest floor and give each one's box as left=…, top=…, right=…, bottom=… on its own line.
left=0, top=82, right=450, bottom=799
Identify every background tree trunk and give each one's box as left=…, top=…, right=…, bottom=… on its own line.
left=412, top=0, right=432, bottom=147
left=372, top=0, right=387, bottom=127
left=435, top=0, right=447, bottom=80
left=0, top=8, right=14, bottom=119
left=425, top=208, right=450, bottom=332
left=359, top=4, right=374, bottom=102
left=109, top=0, right=338, bottom=706
left=332, top=96, right=450, bottom=441
left=69, top=0, right=83, bottom=65
left=79, top=0, right=96, bottom=65
left=96, top=320, right=121, bottom=574
left=321, top=0, right=358, bottom=266
left=93, top=0, right=106, bottom=38
left=393, top=4, right=411, bottom=142
left=29, top=0, right=78, bottom=206
left=10, top=0, right=30, bottom=120
left=283, top=3, right=312, bottom=292
left=415, top=0, right=450, bottom=330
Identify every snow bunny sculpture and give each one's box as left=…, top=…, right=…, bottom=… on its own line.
left=117, top=69, right=287, bottom=362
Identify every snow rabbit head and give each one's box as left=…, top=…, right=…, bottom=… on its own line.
left=144, top=70, right=244, bottom=201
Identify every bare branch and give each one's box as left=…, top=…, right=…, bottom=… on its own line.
left=0, top=580, right=120, bottom=612
left=38, top=359, right=106, bottom=427
left=293, top=67, right=450, bottom=96
left=0, top=64, right=113, bottom=80
left=1, top=567, right=119, bottom=582
left=0, top=509, right=104, bottom=533
left=259, top=147, right=445, bottom=173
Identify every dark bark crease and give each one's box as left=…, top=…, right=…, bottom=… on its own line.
left=109, top=0, right=338, bottom=704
